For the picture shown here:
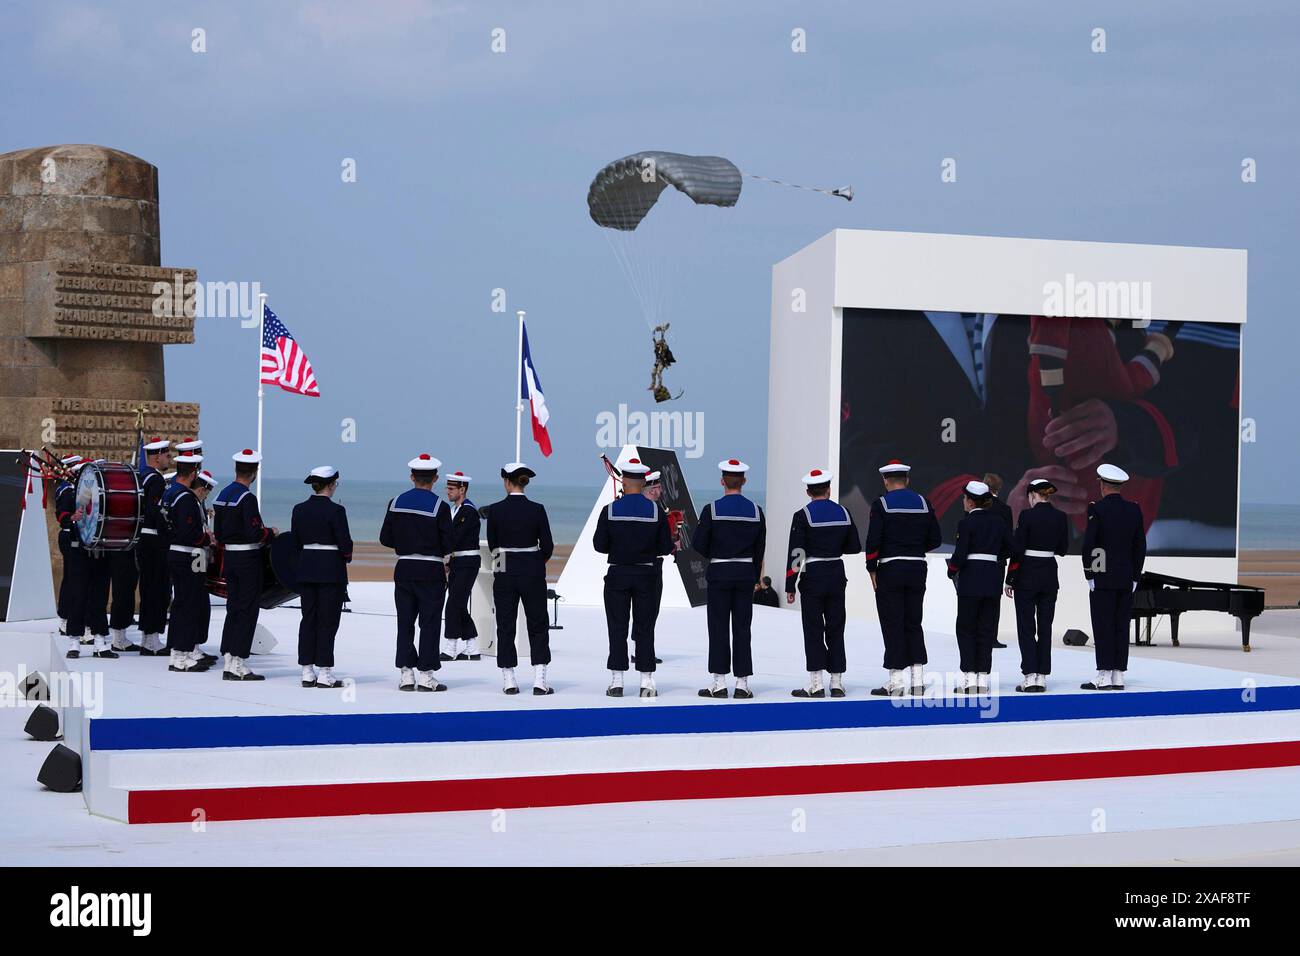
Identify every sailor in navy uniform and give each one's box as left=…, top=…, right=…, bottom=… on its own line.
left=785, top=468, right=861, bottom=698
left=162, top=456, right=213, bottom=672
left=863, top=460, right=942, bottom=696
left=379, top=454, right=451, bottom=691
left=440, top=470, right=482, bottom=662
left=135, top=437, right=174, bottom=656
left=947, top=480, right=1012, bottom=694
left=54, top=455, right=84, bottom=638
left=1081, top=463, right=1146, bottom=691
left=693, top=458, right=766, bottom=699
left=292, top=466, right=353, bottom=689
left=1006, top=478, right=1069, bottom=692
left=190, top=469, right=219, bottom=665
left=214, top=448, right=275, bottom=681
left=594, top=457, right=673, bottom=698
left=486, top=462, right=555, bottom=695
left=106, top=523, right=140, bottom=653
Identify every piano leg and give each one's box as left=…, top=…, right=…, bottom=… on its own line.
left=1169, top=612, right=1180, bottom=647
left=1239, top=615, right=1252, bottom=652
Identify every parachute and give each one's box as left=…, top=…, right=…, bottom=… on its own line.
left=586, top=151, right=743, bottom=232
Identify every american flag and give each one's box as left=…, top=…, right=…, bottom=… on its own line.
left=260, top=305, right=319, bottom=397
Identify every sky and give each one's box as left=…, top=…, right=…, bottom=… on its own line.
left=3, top=1, right=1298, bottom=502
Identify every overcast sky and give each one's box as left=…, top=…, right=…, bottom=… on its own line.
left=4, top=1, right=1297, bottom=501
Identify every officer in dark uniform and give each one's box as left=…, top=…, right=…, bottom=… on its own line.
left=693, top=457, right=766, bottom=700
left=214, top=448, right=274, bottom=681
left=863, top=460, right=942, bottom=696
left=1081, top=463, right=1146, bottom=691
left=1006, top=477, right=1069, bottom=692
left=631, top=468, right=669, bottom=667
left=162, top=456, right=212, bottom=672
left=292, top=466, right=353, bottom=689
left=785, top=468, right=861, bottom=698
left=486, top=462, right=555, bottom=695
left=947, top=480, right=1012, bottom=694
left=54, top=455, right=84, bottom=638
left=379, top=454, right=451, bottom=691
left=982, top=472, right=1013, bottom=648
left=593, top=457, right=673, bottom=698
left=440, top=470, right=482, bottom=662
left=135, top=437, right=173, bottom=656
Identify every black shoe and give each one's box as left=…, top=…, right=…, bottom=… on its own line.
left=439, top=652, right=455, bottom=662
left=302, top=679, right=318, bottom=688
left=223, top=670, right=265, bottom=681
left=830, top=687, right=846, bottom=698
left=870, top=685, right=902, bottom=697
left=417, top=682, right=448, bottom=693
left=533, top=686, right=555, bottom=696
left=1079, top=681, right=1111, bottom=691
left=1106, top=683, right=1126, bottom=691
left=733, top=687, right=754, bottom=700
left=138, top=647, right=166, bottom=657
left=91, top=649, right=119, bottom=659
left=504, top=686, right=520, bottom=695
left=194, top=652, right=218, bottom=665
left=607, top=686, right=624, bottom=698
left=398, top=682, right=415, bottom=692
left=698, top=687, right=728, bottom=699
left=993, top=640, right=1007, bottom=648
left=65, top=649, right=80, bottom=659
left=1015, top=683, right=1031, bottom=693
left=1030, top=684, right=1047, bottom=693
left=455, top=653, right=469, bottom=661
left=467, top=654, right=482, bottom=661
left=170, top=663, right=209, bottom=673
left=791, top=688, right=825, bottom=699
left=112, top=643, right=143, bottom=654
left=316, top=679, right=345, bottom=689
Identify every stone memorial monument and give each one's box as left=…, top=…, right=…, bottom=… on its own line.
left=0, top=144, right=200, bottom=577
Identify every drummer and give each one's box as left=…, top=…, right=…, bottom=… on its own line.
left=163, top=455, right=213, bottom=672
left=136, top=437, right=174, bottom=657
left=214, top=449, right=276, bottom=681
left=55, top=456, right=112, bottom=659
left=54, top=454, right=84, bottom=637
left=292, top=466, right=353, bottom=689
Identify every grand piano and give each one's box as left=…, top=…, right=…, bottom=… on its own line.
left=1131, top=571, right=1267, bottom=652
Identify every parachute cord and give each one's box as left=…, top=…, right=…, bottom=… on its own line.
left=742, top=171, right=852, bottom=201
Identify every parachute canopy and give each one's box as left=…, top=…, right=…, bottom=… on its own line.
left=587, top=151, right=743, bottom=231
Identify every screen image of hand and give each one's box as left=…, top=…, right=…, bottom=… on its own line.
left=1042, top=399, right=1118, bottom=471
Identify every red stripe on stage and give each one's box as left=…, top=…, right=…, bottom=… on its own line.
left=127, top=739, right=1300, bottom=824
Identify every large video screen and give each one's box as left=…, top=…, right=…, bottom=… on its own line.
left=838, top=310, right=1241, bottom=557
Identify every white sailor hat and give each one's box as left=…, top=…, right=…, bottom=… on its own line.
left=964, top=480, right=991, bottom=497
left=232, top=448, right=262, bottom=464
left=801, top=467, right=832, bottom=486
left=1097, top=463, right=1129, bottom=484
left=879, top=459, right=910, bottom=475
left=408, top=453, right=442, bottom=472
left=195, top=469, right=217, bottom=489
left=1028, top=478, right=1058, bottom=494
left=501, top=461, right=536, bottom=479
left=645, top=470, right=661, bottom=482
left=718, top=458, right=749, bottom=474
left=143, top=437, right=171, bottom=453
left=445, top=470, right=471, bottom=485
left=175, top=436, right=203, bottom=453
left=174, top=452, right=204, bottom=465
left=60, top=454, right=84, bottom=467
left=305, top=465, right=339, bottom=484
left=621, top=457, right=650, bottom=476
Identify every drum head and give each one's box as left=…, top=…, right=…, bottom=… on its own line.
left=74, top=466, right=101, bottom=548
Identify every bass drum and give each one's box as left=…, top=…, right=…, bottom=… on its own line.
left=205, top=531, right=300, bottom=610
left=75, top=461, right=143, bottom=550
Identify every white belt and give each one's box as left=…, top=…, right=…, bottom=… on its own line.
left=967, top=553, right=999, bottom=562
left=170, top=545, right=203, bottom=555
left=223, top=543, right=261, bottom=552
left=880, top=555, right=925, bottom=563
left=803, top=556, right=842, bottom=564
left=449, top=549, right=481, bottom=559
left=1024, top=549, right=1056, bottom=558
left=710, top=557, right=752, bottom=564
left=140, top=528, right=159, bottom=535
left=302, top=544, right=340, bottom=551
left=398, top=554, right=444, bottom=561
left=497, top=546, right=540, bottom=553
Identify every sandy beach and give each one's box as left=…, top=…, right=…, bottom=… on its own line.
left=349, top=542, right=573, bottom=584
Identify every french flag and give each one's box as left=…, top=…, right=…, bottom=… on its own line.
left=520, top=321, right=552, bottom=457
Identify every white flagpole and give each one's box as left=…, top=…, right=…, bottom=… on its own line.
left=256, top=292, right=267, bottom=501
left=514, top=309, right=525, bottom=464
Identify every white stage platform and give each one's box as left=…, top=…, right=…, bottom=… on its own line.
left=8, top=582, right=1300, bottom=827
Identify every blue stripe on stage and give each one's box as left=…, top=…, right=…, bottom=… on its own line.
left=88, top=685, right=1300, bottom=751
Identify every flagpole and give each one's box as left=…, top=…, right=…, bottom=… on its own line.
left=256, top=292, right=267, bottom=501
left=514, top=309, right=525, bottom=464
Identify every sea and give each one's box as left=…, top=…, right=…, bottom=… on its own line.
left=258, top=479, right=1300, bottom=550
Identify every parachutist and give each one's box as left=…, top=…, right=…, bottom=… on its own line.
left=649, top=323, right=683, bottom=403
